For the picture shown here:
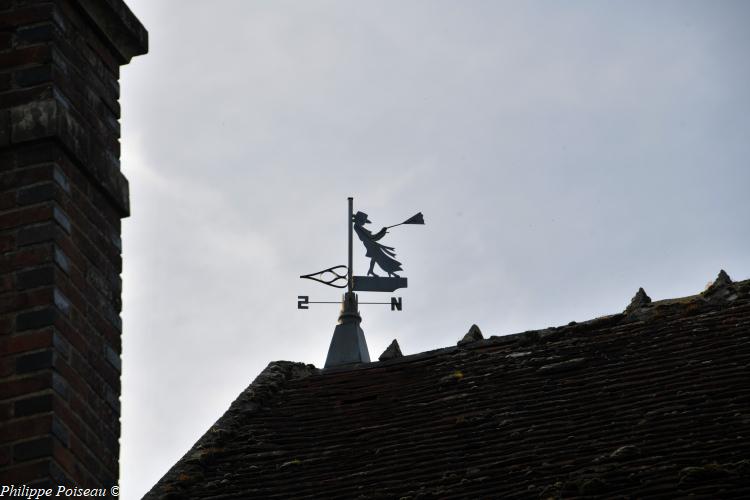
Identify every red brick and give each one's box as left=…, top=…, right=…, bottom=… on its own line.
left=88, top=185, right=123, bottom=228
left=0, top=5, right=56, bottom=30
left=63, top=199, right=119, bottom=262
left=82, top=428, right=116, bottom=474
left=15, top=265, right=55, bottom=290
left=52, top=438, right=85, bottom=484
left=52, top=276, right=87, bottom=315
left=0, top=45, right=52, bottom=67
left=52, top=316, right=88, bottom=355
left=14, top=392, right=53, bottom=417
left=1, top=415, right=53, bottom=444
left=49, top=347, right=78, bottom=384
left=51, top=396, right=85, bottom=446
left=68, top=394, right=100, bottom=446
left=16, top=181, right=57, bottom=205
left=48, top=41, right=120, bottom=120
left=11, top=143, right=58, bottom=168
left=70, top=229, right=107, bottom=273
left=53, top=230, right=84, bottom=265
left=0, top=287, right=52, bottom=314
left=47, top=63, right=120, bottom=143
left=68, top=434, right=103, bottom=481
left=0, top=459, right=51, bottom=482
left=16, top=23, right=56, bottom=45
left=90, top=355, right=119, bottom=394
left=0, top=371, right=52, bottom=399
left=54, top=356, right=109, bottom=425
left=88, top=309, right=121, bottom=350
left=14, top=64, right=53, bottom=87
left=55, top=0, right=118, bottom=74
left=15, top=306, right=56, bottom=330
left=13, top=436, right=53, bottom=461
left=68, top=352, right=102, bottom=397
left=0, top=328, right=53, bottom=355
left=0, top=82, right=54, bottom=108
left=0, top=243, right=54, bottom=270
left=0, top=203, right=53, bottom=230
left=17, top=221, right=56, bottom=246
left=15, top=348, right=54, bottom=373
left=0, top=165, right=54, bottom=190
left=0, top=232, right=16, bottom=253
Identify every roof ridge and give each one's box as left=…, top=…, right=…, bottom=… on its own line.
left=321, top=277, right=750, bottom=374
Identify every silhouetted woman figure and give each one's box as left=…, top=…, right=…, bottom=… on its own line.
left=353, top=211, right=403, bottom=278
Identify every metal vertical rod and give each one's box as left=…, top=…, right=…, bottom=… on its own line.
left=348, top=197, right=353, bottom=293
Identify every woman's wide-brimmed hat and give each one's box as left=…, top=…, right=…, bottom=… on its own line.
left=353, top=211, right=371, bottom=224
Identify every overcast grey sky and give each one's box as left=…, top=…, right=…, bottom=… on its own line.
left=119, top=1, right=750, bottom=497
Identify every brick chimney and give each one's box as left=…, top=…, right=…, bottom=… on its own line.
left=1, top=0, right=146, bottom=488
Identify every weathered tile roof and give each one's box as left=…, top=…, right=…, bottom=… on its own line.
left=145, top=273, right=750, bottom=499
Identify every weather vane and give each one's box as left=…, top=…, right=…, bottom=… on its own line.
left=298, top=197, right=424, bottom=367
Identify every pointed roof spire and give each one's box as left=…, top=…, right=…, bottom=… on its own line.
left=324, top=292, right=370, bottom=368
left=378, top=339, right=403, bottom=361
left=625, top=287, right=651, bottom=314
left=458, top=324, right=483, bottom=346
left=706, top=269, right=732, bottom=291
left=703, top=269, right=736, bottom=301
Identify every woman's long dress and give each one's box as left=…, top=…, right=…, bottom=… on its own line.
left=354, top=224, right=403, bottom=275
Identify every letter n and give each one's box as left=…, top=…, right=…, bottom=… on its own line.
left=390, top=297, right=402, bottom=311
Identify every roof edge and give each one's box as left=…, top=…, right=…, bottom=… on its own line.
left=143, top=361, right=315, bottom=499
